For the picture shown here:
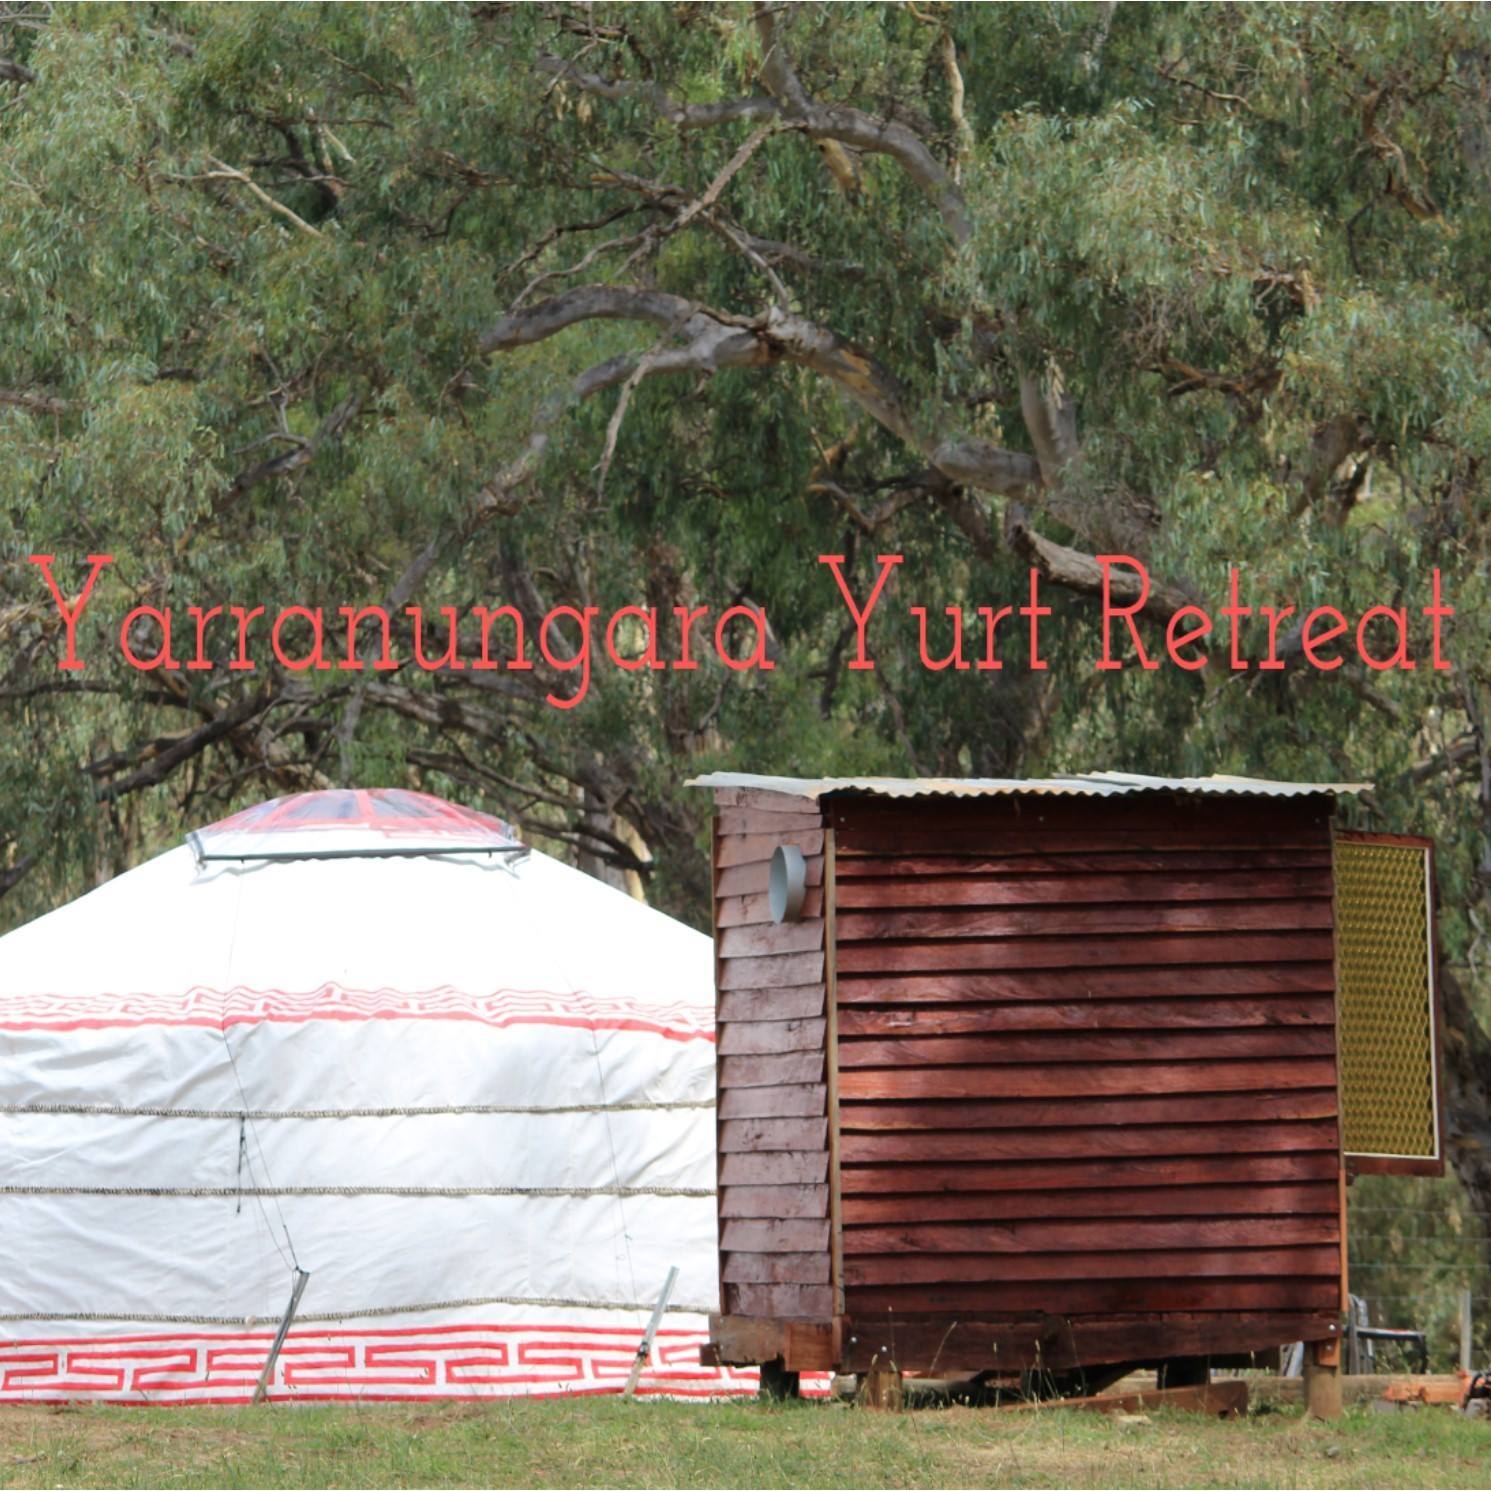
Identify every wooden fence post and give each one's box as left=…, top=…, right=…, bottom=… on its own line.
left=1304, top=1337, right=1342, bottom=1420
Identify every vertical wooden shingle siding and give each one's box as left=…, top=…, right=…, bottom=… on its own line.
left=827, top=792, right=1344, bottom=1330
left=714, top=788, right=834, bottom=1318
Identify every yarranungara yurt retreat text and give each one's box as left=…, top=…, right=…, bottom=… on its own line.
left=27, top=552, right=1454, bottom=710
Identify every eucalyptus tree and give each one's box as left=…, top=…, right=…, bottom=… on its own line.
left=2, top=3, right=1490, bottom=1345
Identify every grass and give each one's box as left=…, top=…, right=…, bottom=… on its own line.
left=0, top=1398, right=1487, bottom=1489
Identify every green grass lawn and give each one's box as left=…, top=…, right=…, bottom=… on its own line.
left=0, top=1398, right=1486, bottom=1489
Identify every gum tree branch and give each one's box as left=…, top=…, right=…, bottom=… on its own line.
left=205, top=156, right=326, bottom=238
left=538, top=12, right=972, bottom=244
left=86, top=690, right=279, bottom=803
left=754, top=8, right=970, bottom=242
left=223, top=393, right=362, bottom=504
left=0, top=386, right=69, bottom=415
left=1005, top=506, right=1194, bottom=625
left=482, top=285, right=1039, bottom=497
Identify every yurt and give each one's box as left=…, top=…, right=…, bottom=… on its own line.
left=0, top=789, right=753, bottom=1402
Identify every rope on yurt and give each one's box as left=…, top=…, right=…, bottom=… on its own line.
left=587, top=1022, right=640, bottom=1307
left=219, top=869, right=301, bottom=1276
left=0, top=1099, right=716, bottom=1119
left=0, top=1294, right=717, bottom=1325
left=235, top=1116, right=248, bottom=1215
left=0, top=1184, right=714, bottom=1198
left=220, top=1025, right=300, bottom=1272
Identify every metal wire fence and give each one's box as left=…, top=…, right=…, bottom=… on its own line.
left=1346, top=1188, right=1487, bottom=1372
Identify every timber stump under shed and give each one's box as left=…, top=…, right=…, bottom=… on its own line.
left=690, top=772, right=1445, bottom=1382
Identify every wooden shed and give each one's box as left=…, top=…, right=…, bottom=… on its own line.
left=692, top=772, right=1444, bottom=1400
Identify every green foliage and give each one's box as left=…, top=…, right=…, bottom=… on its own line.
left=1, top=0, right=1490, bottom=1342
left=1349, top=1174, right=1490, bottom=1373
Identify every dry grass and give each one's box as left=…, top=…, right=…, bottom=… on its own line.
left=0, top=1397, right=1486, bottom=1489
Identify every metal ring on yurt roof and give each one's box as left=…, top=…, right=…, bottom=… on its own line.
left=185, top=787, right=530, bottom=863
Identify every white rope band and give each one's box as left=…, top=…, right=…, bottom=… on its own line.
left=0, top=1295, right=717, bottom=1324
left=0, top=1100, right=715, bottom=1120
left=0, top=1184, right=714, bottom=1199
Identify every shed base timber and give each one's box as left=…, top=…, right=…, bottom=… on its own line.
left=704, top=1313, right=1339, bottom=1376
left=703, top=1316, right=842, bottom=1373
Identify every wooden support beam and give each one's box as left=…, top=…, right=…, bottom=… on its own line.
left=1383, top=1371, right=1472, bottom=1407
left=1304, top=1337, right=1343, bottom=1419
left=1006, top=1380, right=1249, bottom=1418
left=1252, top=1374, right=1458, bottom=1407
left=838, top=1312, right=1336, bottom=1375
left=856, top=1363, right=904, bottom=1411
left=706, top=1313, right=841, bottom=1372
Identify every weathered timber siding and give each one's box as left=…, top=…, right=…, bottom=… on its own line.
left=826, top=791, right=1344, bottom=1341
left=714, top=788, right=834, bottom=1318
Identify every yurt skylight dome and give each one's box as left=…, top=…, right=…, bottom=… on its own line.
left=186, top=787, right=527, bottom=862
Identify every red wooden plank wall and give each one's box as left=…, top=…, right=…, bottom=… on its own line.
left=826, top=792, right=1344, bottom=1335
left=714, top=788, right=834, bottom=1319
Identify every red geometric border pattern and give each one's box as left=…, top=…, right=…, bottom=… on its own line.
left=0, top=984, right=715, bottom=1041
left=0, top=1324, right=825, bottom=1403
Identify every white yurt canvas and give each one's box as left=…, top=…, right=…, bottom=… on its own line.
left=0, top=789, right=753, bottom=1402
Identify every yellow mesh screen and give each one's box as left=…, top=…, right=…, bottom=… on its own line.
left=1334, top=839, right=1437, bottom=1160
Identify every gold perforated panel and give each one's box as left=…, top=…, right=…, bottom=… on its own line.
left=1334, top=838, right=1438, bottom=1161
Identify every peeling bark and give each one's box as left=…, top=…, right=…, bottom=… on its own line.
left=1006, top=507, right=1195, bottom=625
left=483, top=287, right=1042, bottom=500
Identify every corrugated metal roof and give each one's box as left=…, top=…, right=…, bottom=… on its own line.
left=687, top=770, right=1369, bottom=801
